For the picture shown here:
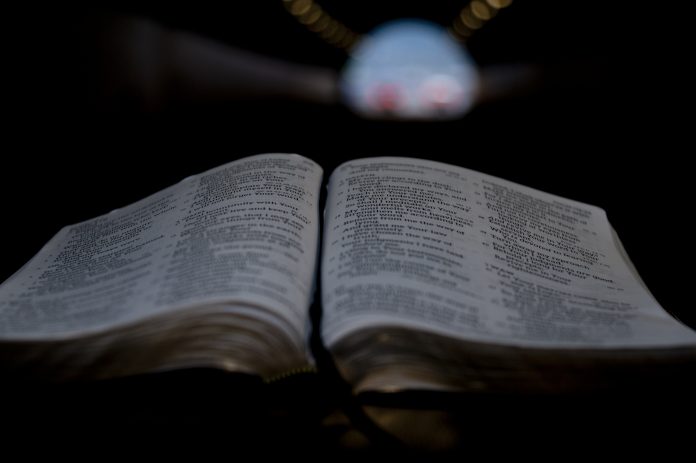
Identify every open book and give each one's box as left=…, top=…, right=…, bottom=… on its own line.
left=1, top=154, right=694, bottom=391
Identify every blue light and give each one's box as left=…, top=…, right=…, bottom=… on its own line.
left=341, top=20, right=480, bottom=120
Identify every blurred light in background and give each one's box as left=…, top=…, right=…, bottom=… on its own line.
left=341, top=20, right=480, bottom=120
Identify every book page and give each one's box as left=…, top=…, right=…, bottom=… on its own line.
left=322, top=157, right=696, bottom=348
left=0, top=154, right=322, bottom=341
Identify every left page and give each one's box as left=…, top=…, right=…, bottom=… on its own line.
left=0, top=153, right=322, bottom=346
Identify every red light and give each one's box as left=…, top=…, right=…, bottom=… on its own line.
left=370, top=83, right=403, bottom=111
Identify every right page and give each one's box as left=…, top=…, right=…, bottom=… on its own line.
left=321, top=157, right=696, bottom=350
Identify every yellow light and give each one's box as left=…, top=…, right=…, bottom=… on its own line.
left=452, top=18, right=473, bottom=38
left=328, top=25, right=348, bottom=44
left=320, top=20, right=339, bottom=39
left=471, top=1, right=493, bottom=20
left=486, top=0, right=513, bottom=9
left=290, top=0, right=313, bottom=16
left=460, top=8, right=483, bottom=30
left=308, top=14, right=330, bottom=32
left=299, top=5, right=322, bottom=25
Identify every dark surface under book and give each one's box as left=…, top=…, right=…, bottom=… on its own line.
left=4, top=368, right=695, bottom=458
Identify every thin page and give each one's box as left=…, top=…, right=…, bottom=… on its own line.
left=0, top=154, right=322, bottom=341
left=321, top=157, right=696, bottom=348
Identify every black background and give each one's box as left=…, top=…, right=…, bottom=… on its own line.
left=3, top=1, right=694, bottom=457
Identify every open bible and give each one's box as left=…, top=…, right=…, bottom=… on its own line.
left=1, top=154, right=694, bottom=391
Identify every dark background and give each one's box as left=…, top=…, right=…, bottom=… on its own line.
left=3, top=1, right=694, bottom=457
